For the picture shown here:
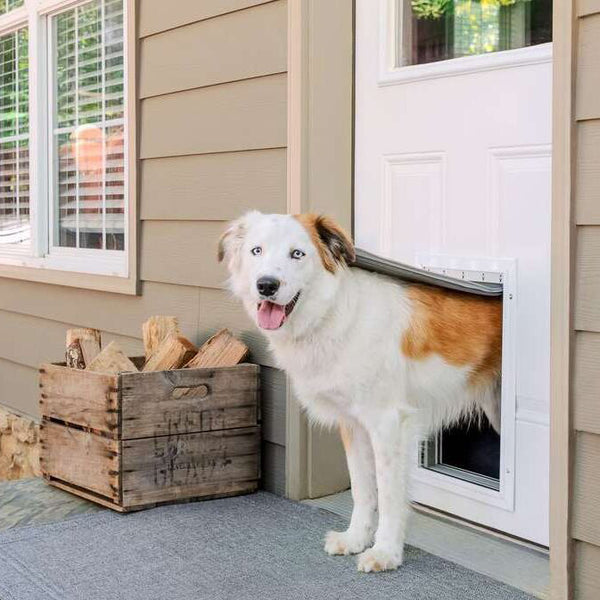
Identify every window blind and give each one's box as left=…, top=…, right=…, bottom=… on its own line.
left=0, top=27, right=29, bottom=246
left=53, top=0, right=125, bottom=251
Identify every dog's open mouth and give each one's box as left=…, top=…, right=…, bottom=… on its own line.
left=257, top=292, right=300, bottom=330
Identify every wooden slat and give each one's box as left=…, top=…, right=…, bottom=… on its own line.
left=140, top=1, right=286, bottom=98
left=140, top=73, right=286, bottom=159
left=121, top=427, right=260, bottom=506
left=261, top=441, right=285, bottom=495
left=576, top=120, right=600, bottom=224
left=578, top=0, right=600, bottom=18
left=0, top=279, right=200, bottom=342
left=574, top=541, right=600, bottom=599
left=574, top=332, right=600, bottom=435
left=140, top=221, right=227, bottom=289
left=576, top=14, right=600, bottom=121
left=0, top=359, right=39, bottom=417
left=572, top=432, right=600, bottom=547
left=140, top=149, right=286, bottom=220
left=40, top=420, right=120, bottom=501
left=39, top=363, right=118, bottom=434
left=575, top=226, right=600, bottom=332
left=261, top=367, right=286, bottom=445
left=120, top=364, right=259, bottom=439
left=139, top=0, right=275, bottom=38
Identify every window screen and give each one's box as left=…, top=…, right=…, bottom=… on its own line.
left=0, top=27, right=29, bottom=247
left=52, top=0, right=125, bottom=251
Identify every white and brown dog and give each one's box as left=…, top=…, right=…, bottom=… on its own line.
left=218, top=211, right=502, bottom=573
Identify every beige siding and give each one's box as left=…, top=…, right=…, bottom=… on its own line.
left=141, top=149, right=287, bottom=221
left=570, top=2, right=600, bottom=593
left=140, top=74, right=286, bottom=158
left=140, top=1, right=286, bottom=98
left=0, top=0, right=288, bottom=495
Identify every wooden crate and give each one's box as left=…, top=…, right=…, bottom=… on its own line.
left=39, top=360, right=260, bottom=512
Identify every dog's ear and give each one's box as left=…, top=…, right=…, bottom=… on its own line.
left=314, top=215, right=356, bottom=267
left=218, top=212, right=256, bottom=267
left=295, top=214, right=355, bottom=272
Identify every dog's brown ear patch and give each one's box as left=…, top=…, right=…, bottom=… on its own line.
left=295, top=214, right=355, bottom=273
left=218, top=217, right=247, bottom=265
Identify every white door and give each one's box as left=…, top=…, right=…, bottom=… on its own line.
left=355, top=0, right=552, bottom=545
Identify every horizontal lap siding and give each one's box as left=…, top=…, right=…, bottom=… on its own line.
left=573, top=7, right=600, bottom=592
left=0, top=1, right=288, bottom=494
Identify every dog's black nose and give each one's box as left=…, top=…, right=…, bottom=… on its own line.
left=257, top=276, right=280, bottom=297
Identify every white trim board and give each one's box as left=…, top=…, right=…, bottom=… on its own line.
left=305, top=490, right=550, bottom=599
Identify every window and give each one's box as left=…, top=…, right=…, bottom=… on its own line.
left=398, top=0, right=552, bottom=67
left=0, top=0, right=128, bottom=278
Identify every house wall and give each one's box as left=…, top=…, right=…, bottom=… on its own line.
left=0, top=0, right=288, bottom=495
left=571, top=2, right=600, bottom=596
left=552, top=1, right=600, bottom=598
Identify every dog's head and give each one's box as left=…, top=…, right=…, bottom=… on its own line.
left=218, top=211, right=355, bottom=333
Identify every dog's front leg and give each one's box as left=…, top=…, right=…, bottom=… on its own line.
left=324, top=422, right=377, bottom=556
left=357, top=413, right=413, bottom=573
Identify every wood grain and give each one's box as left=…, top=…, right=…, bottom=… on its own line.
left=142, top=336, right=197, bottom=371
left=87, top=342, right=139, bottom=374
left=573, top=332, right=600, bottom=435
left=140, top=73, right=286, bottom=159
left=186, top=329, right=249, bottom=368
left=572, top=431, right=600, bottom=547
left=40, top=420, right=120, bottom=501
left=140, top=1, right=286, bottom=98
left=120, top=364, right=260, bottom=439
left=139, top=0, right=276, bottom=37
left=121, top=427, right=260, bottom=506
left=142, top=316, right=180, bottom=358
left=140, top=149, right=286, bottom=221
left=576, top=120, right=600, bottom=225
left=574, top=540, right=600, bottom=599
left=576, top=14, right=600, bottom=120
left=575, top=226, right=600, bottom=332
left=39, top=363, right=119, bottom=434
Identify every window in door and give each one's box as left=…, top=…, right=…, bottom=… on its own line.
left=397, top=0, right=553, bottom=67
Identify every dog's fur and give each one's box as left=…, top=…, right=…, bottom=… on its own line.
left=219, top=211, right=502, bottom=573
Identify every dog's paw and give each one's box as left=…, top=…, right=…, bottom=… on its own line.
left=356, top=546, right=403, bottom=573
left=324, top=530, right=372, bottom=556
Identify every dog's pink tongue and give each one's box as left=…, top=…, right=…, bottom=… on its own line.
left=257, top=301, right=286, bottom=330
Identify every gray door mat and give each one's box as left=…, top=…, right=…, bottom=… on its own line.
left=353, top=248, right=503, bottom=296
left=0, top=491, right=533, bottom=600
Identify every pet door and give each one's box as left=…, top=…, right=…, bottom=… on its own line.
left=415, top=257, right=512, bottom=495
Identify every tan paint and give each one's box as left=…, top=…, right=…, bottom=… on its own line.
left=294, top=213, right=355, bottom=273
left=402, top=285, right=503, bottom=388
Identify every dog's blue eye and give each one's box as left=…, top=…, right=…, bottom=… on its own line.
left=251, top=246, right=262, bottom=256
left=291, top=249, right=305, bottom=260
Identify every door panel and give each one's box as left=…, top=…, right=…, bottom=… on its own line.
left=355, top=0, right=551, bottom=545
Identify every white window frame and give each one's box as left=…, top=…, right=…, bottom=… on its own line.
left=0, top=0, right=136, bottom=292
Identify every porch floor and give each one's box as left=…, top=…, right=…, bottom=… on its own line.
left=0, top=479, right=534, bottom=600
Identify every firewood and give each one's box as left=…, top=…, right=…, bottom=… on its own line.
left=142, top=316, right=180, bottom=359
left=185, top=329, right=249, bottom=369
left=142, top=336, right=197, bottom=372
left=86, top=341, right=138, bottom=374
left=66, top=328, right=101, bottom=368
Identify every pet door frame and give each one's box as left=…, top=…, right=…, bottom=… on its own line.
left=411, top=254, right=517, bottom=513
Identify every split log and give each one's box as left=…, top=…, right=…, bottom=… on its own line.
left=142, top=336, right=198, bottom=372
left=86, top=341, right=138, bottom=374
left=185, top=329, right=249, bottom=369
left=66, top=328, right=101, bottom=368
left=142, top=316, right=180, bottom=359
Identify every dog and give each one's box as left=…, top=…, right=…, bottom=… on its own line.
left=218, top=211, right=502, bottom=573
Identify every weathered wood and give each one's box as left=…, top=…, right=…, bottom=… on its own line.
left=121, top=427, right=260, bottom=507
left=142, top=336, right=197, bottom=371
left=40, top=419, right=120, bottom=501
left=66, top=328, right=102, bottom=368
left=87, top=341, right=139, bottom=374
left=186, top=328, right=249, bottom=368
left=120, top=364, right=260, bottom=439
left=46, top=478, right=128, bottom=512
left=39, top=363, right=119, bottom=434
left=142, top=315, right=180, bottom=359
left=65, top=340, right=85, bottom=369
